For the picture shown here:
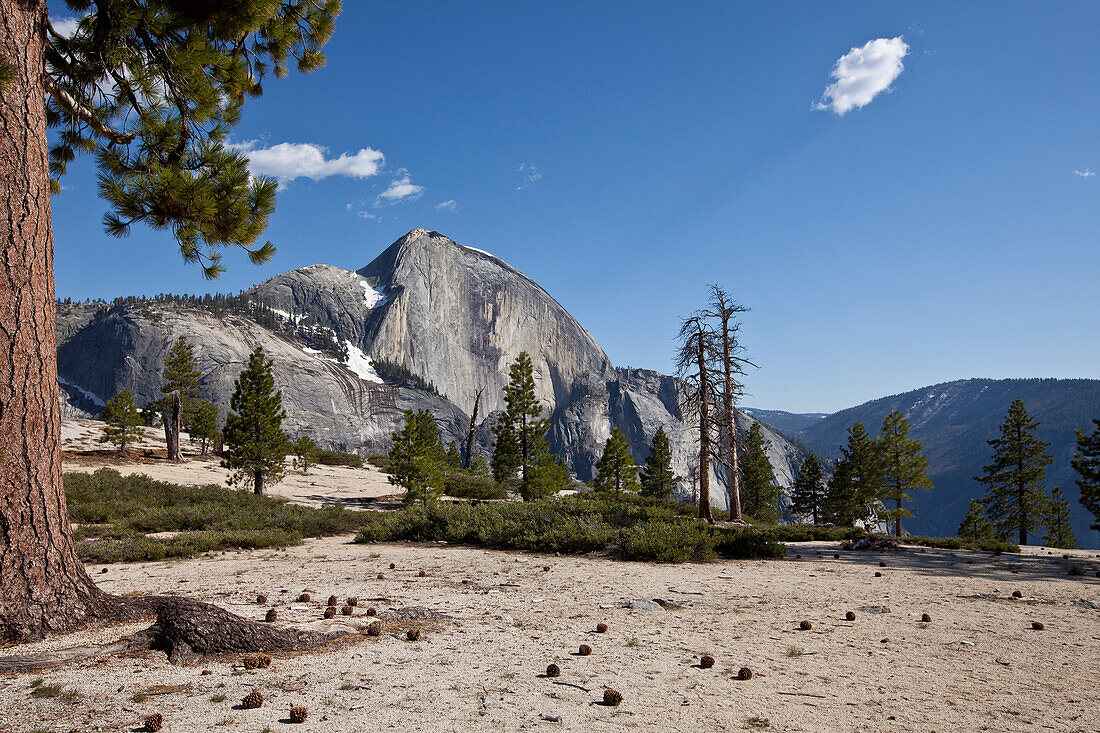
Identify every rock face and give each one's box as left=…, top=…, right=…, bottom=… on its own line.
left=56, top=228, right=802, bottom=507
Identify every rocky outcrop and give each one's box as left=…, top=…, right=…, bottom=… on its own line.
left=56, top=228, right=802, bottom=509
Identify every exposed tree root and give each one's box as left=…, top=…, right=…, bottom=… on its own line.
left=0, top=595, right=342, bottom=671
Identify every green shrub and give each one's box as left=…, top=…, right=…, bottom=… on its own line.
left=763, top=525, right=866, bottom=543
left=443, top=470, right=507, bottom=500
left=900, top=534, right=1020, bottom=553
left=316, top=449, right=364, bottom=468
left=367, top=454, right=393, bottom=473
left=354, top=494, right=787, bottom=562
left=65, top=469, right=361, bottom=563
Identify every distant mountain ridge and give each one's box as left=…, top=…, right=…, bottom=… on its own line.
left=56, top=228, right=802, bottom=507
left=779, top=378, right=1100, bottom=547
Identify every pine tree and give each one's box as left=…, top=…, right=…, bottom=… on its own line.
left=957, top=498, right=996, bottom=541
left=190, top=400, right=220, bottom=454
left=292, top=435, right=319, bottom=474
left=0, top=1, right=340, bottom=643
left=789, top=452, right=825, bottom=524
left=877, top=410, right=933, bottom=537
left=222, top=347, right=291, bottom=495
left=100, top=391, right=141, bottom=453
left=389, top=410, right=445, bottom=505
left=639, top=427, right=679, bottom=500
left=841, top=422, right=885, bottom=528
left=491, top=353, right=560, bottom=500
left=593, top=428, right=640, bottom=497
left=158, top=336, right=203, bottom=461
left=975, top=398, right=1053, bottom=545
left=739, top=422, right=781, bottom=523
left=1071, top=418, right=1100, bottom=531
left=822, top=457, right=859, bottom=526
left=1043, top=488, right=1077, bottom=549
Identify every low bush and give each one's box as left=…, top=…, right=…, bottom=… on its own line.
left=443, top=470, right=508, bottom=500
left=763, top=525, right=866, bottom=543
left=899, top=535, right=1020, bottom=553
left=66, top=469, right=362, bottom=562
left=316, top=449, right=364, bottom=468
left=367, top=454, right=393, bottom=473
left=354, top=495, right=787, bottom=562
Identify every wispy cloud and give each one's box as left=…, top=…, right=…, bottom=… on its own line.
left=1073, top=167, right=1095, bottom=178
left=377, top=170, right=423, bottom=203
left=50, top=16, right=82, bottom=37
left=814, top=37, right=909, bottom=116
left=230, top=141, right=385, bottom=183
left=517, top=163, right=542, bottom=190
left=435, top=200, right=457, bottom=212
left=358, top=211, right=380, bottom=221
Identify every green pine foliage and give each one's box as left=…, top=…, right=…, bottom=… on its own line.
left=388, top=409, right=446, bottom=505
left=1071, top=418, right=1100, bottom=530
left=491, top=353, right=566, bottom=500
left=840, top=421, right=885, bottom=527
left=957, top=498, right=996, bottom=541
left=592, top=428, right=640, bottom=497
left=789, top=452, right=825, bottom=524
left=189, top=400, right=220, bottom=454
left=292, top=435, right=319, bottom=474
left=222, top=347, right=291, bottom=494
left=821, top=458, right=858, bottom=526
left=100, top=390, right=142, bottom=453
left=161, top=337, right=201, bottom=405
left=739, top=422, right=780, bottom=523
left=44, top=1, right=342, bottom=278
left=1043, top=487, right=1077, bottom=549
left=639, top=427, right=679, bottom=500
left=877, top=410, right=933, bottom=536
left=975, top=398, right=1053, bottom=545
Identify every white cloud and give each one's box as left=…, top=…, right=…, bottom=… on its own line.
left=377, top=170, right=423, bottom=203
left=814, top=37, right=909, bottom=116
left=358, top=211, right=380, bottom=221
left=50, top=16, right=82, bottom=37
left=1073, top=167, right=1095, bottom=178
left=435, top=200, right=457, bottom=211
left=517, top=162, right=542, bottom=190
left=230, top=141, right=385, bottom=183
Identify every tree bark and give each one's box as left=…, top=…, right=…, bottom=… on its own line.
left=163, top=390, right=182, bottom=461
left=463, top=388, right=481, bottom=470
left=0, top=0, right=118, bottom=644
left=254, top=469, right=264, bottom=495
left=696, top=342, right=713, bottom=523
left=722, top=341, right=742, bottom=522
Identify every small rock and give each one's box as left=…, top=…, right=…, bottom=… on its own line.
left=858, top=605, right=891, bottom=614
left=628, top=599, right=663, bottom=613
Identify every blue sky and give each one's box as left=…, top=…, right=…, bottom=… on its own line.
left=50, top=1, right=1099, bottom=413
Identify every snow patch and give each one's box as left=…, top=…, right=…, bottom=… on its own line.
left=271, top=307, right=306, bottom=324
left=300, top=342, right=382, bottom=384
left=461, top=244, right=494, bottom=257
left=58, top=376, right=105, bottom=407
left=347, top=270, right=385, bottom=308
left=343, top=341, right=382, bottom=383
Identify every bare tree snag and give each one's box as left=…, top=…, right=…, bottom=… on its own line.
left=463, top=388, right=483, bottom=469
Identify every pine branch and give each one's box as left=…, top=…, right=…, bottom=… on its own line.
left=44, top=76, right=134, bottom=145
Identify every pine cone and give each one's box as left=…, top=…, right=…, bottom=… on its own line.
left=545, top=663, right=560, bottom=678
left=264, top=609, right=277, bottom=623
left=699, top=655, right=714, bottom=669
left=298, top=593, right=310, bottom=602
left=921, top=613, right=932, bottom=623
left=346, top=597, right=358, bottom=606
left=341, top=605, right=353, bottom=616
left=418, top=570, right=426, bottom=577
left=737, top=667, right=753, bottom=680
left=323, top=607, right=335, bottom=619
left=578, top=644, right=591, bottom=656
left=143, top=713, right=163, bottom=732
left=799, top=620, right=812, bottom=630
left=366, top=606, right=377, bottom=616
left=243, top=655, right=260, bottom=670
left=367, top=620, right=382, bottom=636
left=289, top=705, right=308, bottom=723
left=327, top=595, right=338, bottom=607
left=257, top=654, right=272, bottom=668
left=845, top=611, right=856, bottom=621
left=602, top=688, right=622, bottom=706
left=596, top=623, right=608, bottom=633
left=406, top=628, right=420, bottom=641
left=256, top=594, right=267, bottom=604
left=241, top=690, right=263, bottom=709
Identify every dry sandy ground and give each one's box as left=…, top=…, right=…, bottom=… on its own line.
left=2, top=538, right=1099, bottom=732
left=1, top=420, right=1095, bottom=731
left=61, top=419, right=397, bottom=507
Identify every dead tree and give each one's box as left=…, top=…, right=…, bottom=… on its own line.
left=162, top=391, right=183, bottom=462
left=702, top=285, right=753, bottom=522
left=676, top=315, right=721, bottom=523
left=462, top=388, right=483, bottom=469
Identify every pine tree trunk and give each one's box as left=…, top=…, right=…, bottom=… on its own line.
left=722, top=337, right=742, bottom=521
left=463, top=389, right=481, bottom=470
left=0, top=0, right=117, bottom=643
left=163, top=391, right=182, bottom=461
left=696, top=344, right=713, bottom=523
left=254, top=470, right=264, bottom=495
